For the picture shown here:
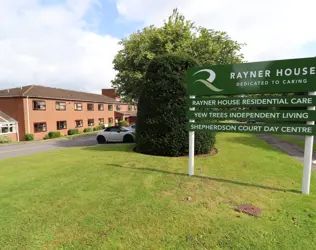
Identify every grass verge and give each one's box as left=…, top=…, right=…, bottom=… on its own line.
left=0, top=133, right=315, bottom=249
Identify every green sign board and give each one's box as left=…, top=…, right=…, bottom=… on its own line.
left=189, top=95, right=316, bottom=108
left=187, top=57, right=316, bottom=96
left=187, top=122, right=316, bottom=136
left=187, top=110, right=316, bottom=121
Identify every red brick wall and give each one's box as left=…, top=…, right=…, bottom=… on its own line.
left=27, top=98, right=116, bottom=140
left=128, top=116, right=137, bottom=125
left=102, top=89, right=121, bottom=101
left=4, top=133, right=18, bottom=142
left=0, top=97, right=26, bottom=138
left=0, top=96, right=137, bottom=141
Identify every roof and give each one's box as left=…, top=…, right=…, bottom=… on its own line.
left=115, top=110, right=137, bottom=117
left=0, top=85, right=125, bottom=104
left=0, top=111, right=17, bottom=123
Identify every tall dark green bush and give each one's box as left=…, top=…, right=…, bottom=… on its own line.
left=135, top=53, right=216, bottom=156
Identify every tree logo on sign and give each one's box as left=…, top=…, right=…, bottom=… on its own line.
left=193, top=69, right=223, bottom=92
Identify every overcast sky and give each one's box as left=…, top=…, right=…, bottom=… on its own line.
left=1, top=0, right=315, bottom=94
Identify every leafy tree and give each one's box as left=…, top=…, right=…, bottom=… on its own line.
left=135, top=53, right=216, bottom=157
left=112, top=9, right=245, bottom=102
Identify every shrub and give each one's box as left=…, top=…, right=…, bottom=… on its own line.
left=0, top=135, right=12, bottom=144
left=68, top=129, right=79, bottom=135
left=108, top=123, right=113, bottom=127
left=83, top=128, right=93, bottom=133
left=24, top=133, right=34, bottom=141
left=93, top=125, right=104, bottom=131
left=135, top=53, right=216, bottom=157
left=48, top=131, right=61, bottom=139
left=43, top=134, right=50, bottom=140
left=119, top=120, right=127, bottom=127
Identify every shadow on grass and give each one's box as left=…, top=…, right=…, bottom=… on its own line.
left=81, top=143, right=136, bottom=152
left=227, top=135, right=278, bottom=152
left=103, top=163, right=300, bottom=194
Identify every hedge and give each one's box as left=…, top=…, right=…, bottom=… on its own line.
left=68, top=129, right=79, bottom=135
left=93, top=125, right=104, bottom=131
left=135, top=53, right=216, bottom=157
left=24, top=133, right=34, bottom=141
left=48, top=131, right=61, bottom=139
left=83, top=128, right=93, bottom=133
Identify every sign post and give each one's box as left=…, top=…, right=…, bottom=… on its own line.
left=186, top=57, right=316, bottom=194
left=188, top=96, right=195, bottom=176
left=302, top=91, right=316, bottom=194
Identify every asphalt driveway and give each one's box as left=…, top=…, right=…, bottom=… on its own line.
left=0, top=135, right=99, bottom=160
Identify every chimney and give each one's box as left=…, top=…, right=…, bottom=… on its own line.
left=102, top=89, right=121, bottom=101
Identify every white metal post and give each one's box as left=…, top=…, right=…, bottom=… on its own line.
left=302, top=91, right=316, bottom=194
left=188, top=96, right=196, bottom=176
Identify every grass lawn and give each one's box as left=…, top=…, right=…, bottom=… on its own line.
left=0, top=133, right=316, bottom=249
left=274, top=135, right=316, bottom=152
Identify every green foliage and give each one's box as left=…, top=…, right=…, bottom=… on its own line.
left=0, top=134, right=316, bottom=249
left=24, top=133, right=34, bottom=141
left=135, top=53, right=216, bottom=157
left=108, top=123, right=113, bottom=127
left=67, top=129, right=79, bottom=135
left=83, top=128, right=93, bottom=133
left=43, top=134, right=50, bottom=140
left=93, top=126, right=104, bottom=131
left=119, top=120, right=127, bottom=127
left=112, top=9, right=244, bottom=102
left=47, top=131, right=61, bottom=139
left=0, top=135, right=12, bottom=144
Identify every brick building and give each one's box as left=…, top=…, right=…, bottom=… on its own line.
left=101, top=88, right=137, bottom=125
left=0, top=111, right=19, bottom=141
left=0, top=85, right=137, bottom=141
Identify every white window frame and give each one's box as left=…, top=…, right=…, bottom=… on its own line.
left=0, top=122, right=17, bottom=134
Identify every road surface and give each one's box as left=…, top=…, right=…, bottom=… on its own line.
left=0, top=135, right=99, bottom=160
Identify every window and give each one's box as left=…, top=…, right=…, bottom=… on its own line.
left=106, top=126, right=121, bottom=132
left=108, top=105, right=113, bottom=111
left=34, top=122, right=47, bottom=133
left=87, top=104, right=94, bottom=111
left=0, top=123, right=16, bottom=134
left=98, top=104, right=104, bottom=111
left=134, top=106, right=137, bottom=111
left=56, top=102, right=66, bottom=111
left=75, top=103, right=83, bottom=111
left=98, top=118, right=104, bottom=125
left=116, top=105, right=121, bottom=111
left=57, top=121, right=67, bottom=130
left=108, top=117, right=113, bottom=124
left=32, top=100, right=46, bottom=110
left=75, top=120, right=83, bottom=128
left=88, top=119, right=94, bottom=126
left=128, top=105, right=132, bottom=111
